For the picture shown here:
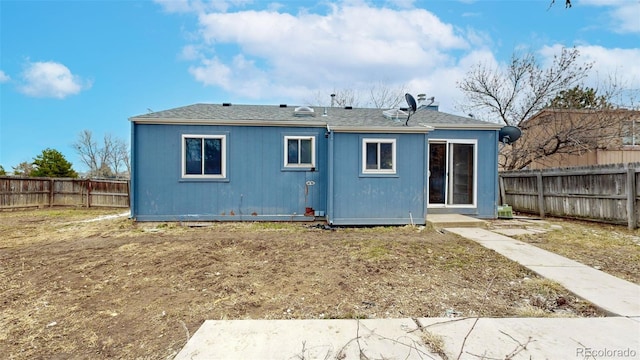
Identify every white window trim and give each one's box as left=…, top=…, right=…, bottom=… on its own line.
left=362, top=138, right=397, bottom=174
left=284, top=135, right=316, bottom=168
left=181, top=134, right=227, bottom=179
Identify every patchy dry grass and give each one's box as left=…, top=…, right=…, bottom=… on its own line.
left=0, top=209, right=606, bottom=359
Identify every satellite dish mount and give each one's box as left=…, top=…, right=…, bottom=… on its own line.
left=498, top=126, right=522, bottom=145
left=404, top=93, right=417, bottom=126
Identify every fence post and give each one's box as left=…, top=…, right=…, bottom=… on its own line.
left=499, top=175, right=506, bottom=205
left=627, top=167, right=637, bottom=229
left=49, top=178, right=54, bottom=208
left=537, top=172, right=545, bottom=218
left=87, top=179, right=92, bottom=208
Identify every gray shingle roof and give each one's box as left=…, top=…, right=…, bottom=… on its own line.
left=130, top=103, right=501, bottom=130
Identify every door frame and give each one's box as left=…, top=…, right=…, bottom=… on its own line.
left=427, top=139, right=478, bottom=208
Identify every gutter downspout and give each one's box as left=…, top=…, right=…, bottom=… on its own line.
left=129, top=120, right=136, bottom=219
left=326, top=124, right=334, bottom=225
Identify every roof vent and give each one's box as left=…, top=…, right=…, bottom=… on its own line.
left=279, top=104, right=287, bottom=108
left=222, top=102, right=232, bottom=107
left=344, top=106, right=353, bottom=110
left=382, top=108, right=409, bottom=121
left=294, top=106, right=315, bottom=117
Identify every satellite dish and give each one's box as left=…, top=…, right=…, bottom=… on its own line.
left=499, top=126, right=522, bottom=145
left=404, top=93, right=417, bottom=126
left=405, top=93, right=417, bottom=112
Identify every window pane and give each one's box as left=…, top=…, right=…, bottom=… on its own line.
left=451, top=143, right=474, bottom=204
left=287, top=139, right=299, bottom=164
left=366, top=142, right=378, bottom=169
left=428, top=143, right=446, bottom=204
left=380, top=143, right=393, bottom=170
left=299, top=139, right=312, bottom=164
left=185, top=138, right=202, bottom=174
left=203, top=138, right=222, bottom=175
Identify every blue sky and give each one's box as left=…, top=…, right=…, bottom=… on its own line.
left=1, top=0, right=639, bottom=173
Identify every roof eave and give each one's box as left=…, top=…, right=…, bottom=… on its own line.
left=423, top=123, right=503, bottom=130
left=129, top=117, right=328, bottom=127
left=330, top=125, right=433, bottom=133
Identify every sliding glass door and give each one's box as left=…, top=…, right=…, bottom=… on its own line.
left=428, top=140, right=476, bottom=206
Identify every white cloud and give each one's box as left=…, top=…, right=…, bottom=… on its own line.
left=154, top=0, right=252, bottom=13
left=161, top=1, right=637, bottom=115
left=0, top=70, right=10, bottom=83
left=539, top=44, right=640, bottom=105
left=18, top=61, right=91, bottom=99
left=177, top=2, right=474, bottom=108
left=609, top=2, right=640, bottom=33
left=180, top=44, right=203, bottom=61
left=189, top=57, right=232, bottom=88
left=579, top=0, right=640, bottom=34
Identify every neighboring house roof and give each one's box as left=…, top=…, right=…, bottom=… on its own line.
left=130, top=103, right=502, bottom=132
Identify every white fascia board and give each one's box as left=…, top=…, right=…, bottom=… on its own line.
left=129, top=117, right=328, bottom=127
left=424, top=123, right=503, bottom=130
left=330, top=125, right=433, bottom=133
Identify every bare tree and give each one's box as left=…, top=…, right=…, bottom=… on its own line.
left=458, top=47, right=593, bottom=127
left=73, top=130, right=130, bottom=178
left=73, top=130, right=102, bottom=176
left=12, top=161, right=35, bottom=176
left=548, top=0, right=572, bottom=10
left=107, top=137, right=130, bottom=179
left=331, top=88, right=360, bottom=108
left=307, top=82, right=408, bottom=109
left=368, top=81, right=408, bottom=109
left=455, top=47, right=635, bottom=170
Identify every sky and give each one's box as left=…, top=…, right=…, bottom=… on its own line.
left=1, top=0, right=639, bottom=174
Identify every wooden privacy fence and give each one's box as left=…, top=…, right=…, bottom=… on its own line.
left=499, top=163, right=640, bottom=229
left=0, top=177, right=130, bottom=210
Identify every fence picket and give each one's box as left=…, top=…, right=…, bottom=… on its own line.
left=500, top=163, right=640, bottom=228
left=0, top=177, right=130, bottom=209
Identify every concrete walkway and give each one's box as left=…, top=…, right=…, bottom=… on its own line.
left=174, top=223, right=640, bottom=359
left=447, top=227, right=640, bottom=317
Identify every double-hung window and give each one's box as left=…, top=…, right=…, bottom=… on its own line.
left=182, top=134, right=226, bottom=178
left=362, top=138, right=396, bottom=174
left=284, top=136, right=315, bottom=168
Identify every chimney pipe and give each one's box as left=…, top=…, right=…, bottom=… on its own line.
left=330, top=93, right=336, bottom=108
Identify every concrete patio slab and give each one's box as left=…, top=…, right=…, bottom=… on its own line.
left=174, top=317, right=640, bottom=360
left=418, top=317, right=640, bottom=359
left=174, top=318, right=435, bottom=360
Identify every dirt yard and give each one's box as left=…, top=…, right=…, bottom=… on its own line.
left=0, top=209, right=619, bottom=359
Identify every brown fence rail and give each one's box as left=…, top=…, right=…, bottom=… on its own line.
left=499, top=163, right=640, bottom=229
left=0, top=177, right=130, bottom=210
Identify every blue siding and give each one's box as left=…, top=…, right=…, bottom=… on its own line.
left=132, top=124, right=327, bottom=221
left=328, top=132, right=428, bottom=225
left=426, top=129, right=499, bottom=219
left=131, top=122, right=499, bottom=223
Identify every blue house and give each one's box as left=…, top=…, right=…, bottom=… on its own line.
left=129, top=103, right=501, bottom=225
